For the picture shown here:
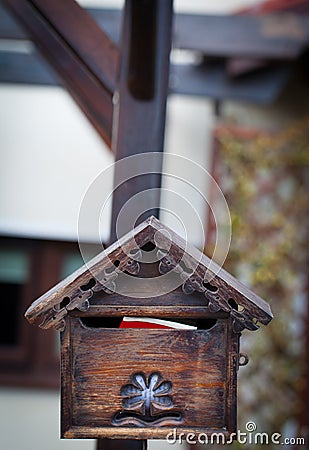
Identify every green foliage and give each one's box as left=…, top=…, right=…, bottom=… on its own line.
left=213, top=118, right=309, bottom=441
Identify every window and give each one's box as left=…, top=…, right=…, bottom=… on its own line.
left=0, top=236, right=101, bottom=388
left=0, top=250, right=28, bottom=346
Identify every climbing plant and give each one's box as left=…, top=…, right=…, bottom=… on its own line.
left=208, top=117, right=309, bottom=444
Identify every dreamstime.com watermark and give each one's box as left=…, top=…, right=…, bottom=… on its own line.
left=166, top=421, right=306, bottom=446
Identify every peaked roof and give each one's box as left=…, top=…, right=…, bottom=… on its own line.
left=25, top=216, right=272, bottom=333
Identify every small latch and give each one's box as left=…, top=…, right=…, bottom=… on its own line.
left=239, top=353, right=249, bottom=367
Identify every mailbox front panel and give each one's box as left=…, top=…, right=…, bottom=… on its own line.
left=61, top=316, right=238, bottom=440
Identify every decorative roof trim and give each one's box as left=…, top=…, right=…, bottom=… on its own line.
left=25, top=216, right=273, bottom=332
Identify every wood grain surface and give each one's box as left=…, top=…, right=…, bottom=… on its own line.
left=61, top=316, right=238, bottom=439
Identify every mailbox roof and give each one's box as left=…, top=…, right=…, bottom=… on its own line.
left=25, top=216, right=273, bottom=332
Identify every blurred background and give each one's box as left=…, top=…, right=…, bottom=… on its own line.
left=0, top=0, right=308, bottom=449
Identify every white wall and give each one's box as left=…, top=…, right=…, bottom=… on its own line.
left=0, top=85, right=114, bottom=243
left=0, top=388, right=184, bottom=450
left=0, top=388, right=95, bottom=450
left=162, top=96, right=215, bottom=248
left=79, top=0, right=264, bottom=14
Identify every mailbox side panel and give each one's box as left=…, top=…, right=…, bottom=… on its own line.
left=61, top=317, right=73, bottom=437
left=61, top=316, right=238, bottom=439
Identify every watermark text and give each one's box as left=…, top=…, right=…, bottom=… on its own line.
left=166, top=422, right=306, bottom=446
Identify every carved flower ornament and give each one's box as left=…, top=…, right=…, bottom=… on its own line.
left=121, top=372, right=173, bottom=415
left=112, top=372, right=183, bottom=426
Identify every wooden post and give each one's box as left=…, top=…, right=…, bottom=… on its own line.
left=97, top=440, right=147, bottom=450
left=109, top=0, right=173, bottom=243
left=101, top=0, right=173, bottom=448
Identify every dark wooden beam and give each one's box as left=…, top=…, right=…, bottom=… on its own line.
left=87, top=8, right=122, bottom=46
left=174, top=13, right=309, bottom=59
left=109, top=0, right=173, bottom=242
left=2, top=0, right=119, bottom=148
left=169, top=61, right=292, bottom=104
left=0, top=49, right=292, bottom=105
left=29, top=0, right=118, bottom=93
left=0, top=3, right=122, bottom=43
left=0, top=2, right=28, bottom=39
left=2, top=4, right=309, bottom=60
left=0, top=50, right=61, bottom=85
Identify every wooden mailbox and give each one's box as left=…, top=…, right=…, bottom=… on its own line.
left=25, top=216, right=272, bottom=440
